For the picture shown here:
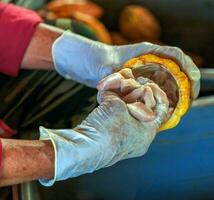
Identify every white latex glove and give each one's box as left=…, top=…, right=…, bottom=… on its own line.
left=53, top=31, right=200, bottom=99
left=39, top=85, right=168, bottom=186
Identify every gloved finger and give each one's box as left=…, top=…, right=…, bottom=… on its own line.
left=97, top=70, right=140, bottom=96
left=135, top=76, right=156, bottom=108
left=153, top=103, right=169, bottom=127
left=92, top=91, right=127, bottom=126
left=151, top=45, right=201, bottom=99
left=183, top=54, right=201, bottom=99
left=97, top=73, right=124, bottom=91
left=141, top=86, right=156, bottom=108
left=114, top=42, right=159, bottom=67
left=127, top=102, right=155, bottom=122
left=99, top=84, right=157, bottom=122
left=146, top=83, right=169, bottom=106
left=120, top=78, right=141, bottom=94
left=99, top=91, right=128, bottom=114
left=123, top=87, right=144, bottom=103
left=97, top=90, right=120, bottom=104
left=145, top=83, right=169, bottom=126
left=119, top=68, right=135, bottom=79
left=122, top=86, right=156, bottom=109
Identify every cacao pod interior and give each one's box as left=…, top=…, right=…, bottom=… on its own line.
left=131, top=63, right=179, bottom=109
left=123, top=54, right=191, bottom=131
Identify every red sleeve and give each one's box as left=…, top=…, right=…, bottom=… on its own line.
left=0, top=139, right=2, bottom=169
left=0, top=3, right=42, bottom=77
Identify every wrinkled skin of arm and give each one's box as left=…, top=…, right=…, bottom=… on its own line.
left=0, top=23, right=62, bottom=187
left=0, top=24, right=61, bottom=187
left=0, top=139, right=54, bottom=187
left=21, top=23, right=63, bottom=70
left=97, top=68, right=169, bottom=123
left=0, top=70, right=168, bottom=187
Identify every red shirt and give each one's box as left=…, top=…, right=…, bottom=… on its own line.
left=0, top=4, right=42, bottom=167
left=0, top=3, right=42, bottom=76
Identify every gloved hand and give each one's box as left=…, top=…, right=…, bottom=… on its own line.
left=52, top=31, right=200, bottom=99
left=39, top=83, right=169, bottom=186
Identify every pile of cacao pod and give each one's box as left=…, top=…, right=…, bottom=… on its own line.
left=37, top=0, right=204, bottom=67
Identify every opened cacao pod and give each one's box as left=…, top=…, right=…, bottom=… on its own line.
left=123, top=54, right=191, bottom=131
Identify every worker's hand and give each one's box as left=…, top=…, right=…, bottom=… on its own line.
left=114, top=43, right=201, bottom=99
left=114, top=42, right=201, bottom=99
left=39, top=82, right=169, bottom=186
left=52, top=31, right=114, bottom=88
left=52, top=31, right=200, bottom=99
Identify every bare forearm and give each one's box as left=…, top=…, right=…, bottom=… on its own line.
left=21, top=23, right=63, bottom=70
left=0, top=139, right=54, bottom=187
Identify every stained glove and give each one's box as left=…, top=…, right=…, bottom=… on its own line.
left=39, top=81, right=169, bottom=186
left=52, top=31, right=200, bottom=99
